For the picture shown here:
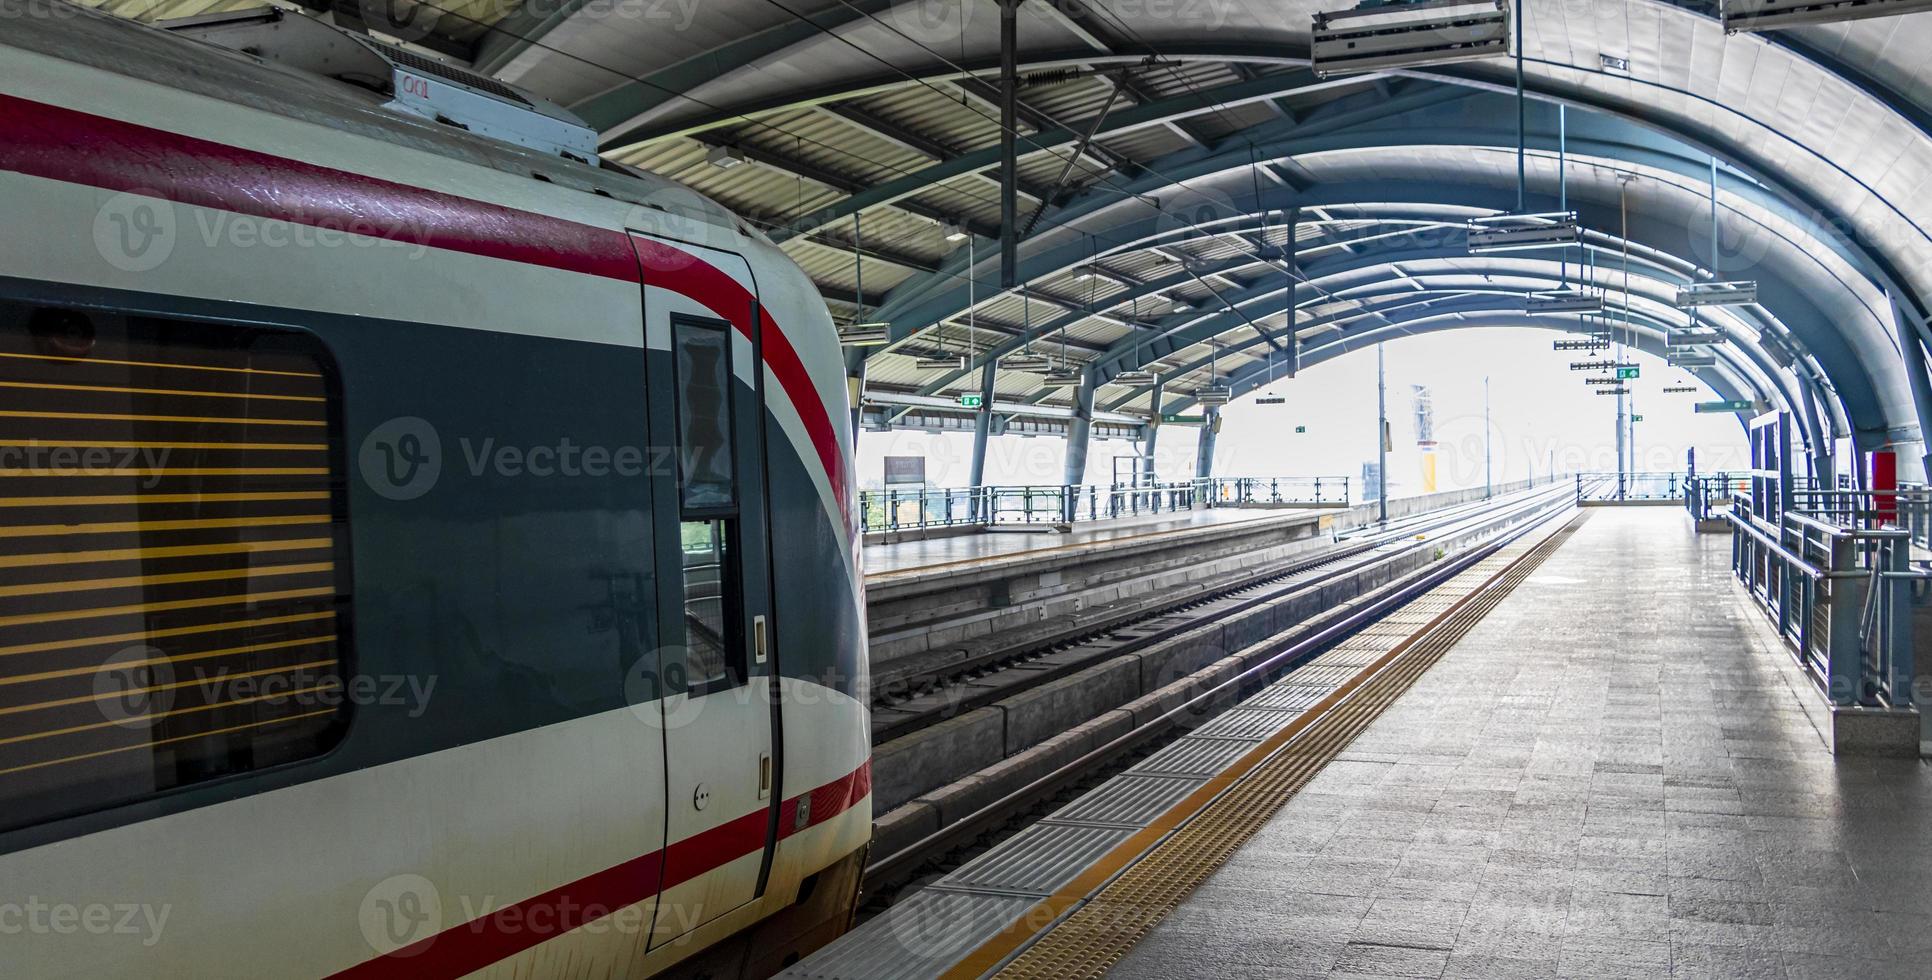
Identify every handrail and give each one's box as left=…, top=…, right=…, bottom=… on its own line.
left=1728, top=509, right=1824, bottom=581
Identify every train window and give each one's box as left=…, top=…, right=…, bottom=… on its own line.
left=671, top=317, right=735, bottom=510
left=678, top=519, right=741, bottom=691
left=0, top=302, right=348, bottom=832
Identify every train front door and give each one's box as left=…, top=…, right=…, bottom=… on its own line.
left=633, top=232, right=780, bottom=948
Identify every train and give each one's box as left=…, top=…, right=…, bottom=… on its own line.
left=0, top=2, right=872, bottom=977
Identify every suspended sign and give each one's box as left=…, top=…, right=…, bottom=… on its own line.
left=957, top=393, right=984, bottom=408
left=883, top=456, right=926, bottom=486
left=1162, top=413, right=1204, bottom=425
left=1695, top=400, right=1757, bottom=413
left=1616, top=366, right=1640, bottom=380
left=1254, top=396, right=1286, bottom=405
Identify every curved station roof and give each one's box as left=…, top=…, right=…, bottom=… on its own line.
left=85, top=0, right=1932, bottom=460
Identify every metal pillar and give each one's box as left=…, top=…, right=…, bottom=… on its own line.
left=1286, top=208, right=1299, bottom=376
left=968, top=357, right=997, bottom=517
left=1484, top=375, right=1492, bottom=500
left=1063, top=370, right=1096, bottom=521
left=1195, top=408, right=1218, bottom=480
left=844, top=349, right=867, bottom=439
left=1797, top=374, right=1835, bottom=488
left=1376, top=343, right=1388, bottom=523
left=997, top=0, right=1018, bottom=289
left=1143, top=376, right=1165, bottom=466
left=1891, top=295, right=1932, bottom=484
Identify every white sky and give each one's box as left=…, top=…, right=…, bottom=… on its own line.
left=856, top=327, right=1752, bottom=494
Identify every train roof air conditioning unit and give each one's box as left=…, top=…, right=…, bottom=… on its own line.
left=1109, top=369, right=1158, bottom=386
left=1526, top=289, right=1603, bottom=314
left=999, top=353, right=1054, bottom=373
left=1311, top=0, right=1512, bottom=77
left=1195, top=386, right=1233, bottom=406
left=914, top=354, right=970, bottom=371
left=1468, top=216, right=1582, bottom=254
left=1721, top=0, right=1932, bottom=32
left=1675, top=281, right=1757, bottom=307
left=162, top=8, right=600, bottom=162
left=837, top=322, right=891, bottom=347
left=1038, top=369, right=1085, bottom=389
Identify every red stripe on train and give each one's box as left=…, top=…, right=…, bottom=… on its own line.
left=0, top=93, right=852, bottom=536
left=0, top=93, right=640, bottom=282
left=326, top=761, right=870, bottom=979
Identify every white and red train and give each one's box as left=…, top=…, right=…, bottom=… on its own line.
left=0, top=2, right=871, bottom=977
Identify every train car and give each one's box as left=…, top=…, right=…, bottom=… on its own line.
left=0, top=2, right=871, bottom=976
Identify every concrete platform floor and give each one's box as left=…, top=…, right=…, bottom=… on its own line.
left=863, top=506, right=1313, bottom=577
left=1108, top=507, right=1932, bottom=980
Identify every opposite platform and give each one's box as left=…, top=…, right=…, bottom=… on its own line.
left=863, top=508, right=1326, bottom=579
left=1110, top=507, right=1932, bottom=980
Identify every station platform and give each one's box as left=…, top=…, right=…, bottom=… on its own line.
left=797, top=507, right=1932, bottom=980
left=863, top=508, right=1327, bottom=580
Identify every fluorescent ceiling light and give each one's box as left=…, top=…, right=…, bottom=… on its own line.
left=1675, top=281, right=1757, bottom=308
left=706, top=145, right=748, bottom=169
left=1000, top=354, right=1053, bottom=373
left=1721, top=0, right=1932, bottom=32
left=1526, top=289, right=1603, bottom=314
left=1110, top=370, right=1157, bottom=386
left=1469, top=217, right=1582, bottom=254
left=1311, top=0, right=1511, bottom=77
left=837, top=322, right=890, bottom=347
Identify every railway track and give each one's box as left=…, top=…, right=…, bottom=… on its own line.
left=867, top=481, right=1582, bottom=746
left=859, top=482, right=1598, bottom=901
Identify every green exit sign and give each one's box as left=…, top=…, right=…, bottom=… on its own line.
left=958, top=394, right=983, bottom=408
left=1631, top=414, right=1643, bottom=422
left=1295, top=425, right=1307, bottom=433
left=1162, top=413, right=1204, bottom=425
left=1616, top=366, right=1640, bottom=380
left=1695, top=400, right=1755, bottom=413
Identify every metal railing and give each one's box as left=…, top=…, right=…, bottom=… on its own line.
left=1728, top=500, right=1919, bottom=709
left=860, top=475, right=1350, bottom=534
left=1685, top=473, right=1747, bottom=522
left=1574, top=470, right=1690, bottom=502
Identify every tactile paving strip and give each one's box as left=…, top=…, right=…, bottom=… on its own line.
left=954, top=512, right=1593, bottom=980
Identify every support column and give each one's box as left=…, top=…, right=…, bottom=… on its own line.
left=1062, top=369, right=1096, bottom=522
left=1143, top=376, right=1165, bottom=468
left=1195, top=408, right=1219, bottom=481
left=1286, top=209, right=1299, bottom=377
left=1891, top=296, right=1932, bottom=484
left=844, top=349, right=867, bottom=439
left=968, top=357, right=997, bottom=518
left=1376, top=343, right=1388, bottom=523
left=1797, top=374, right=1836, bottom=489
left=997, top=0, right=1018, bottom=289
